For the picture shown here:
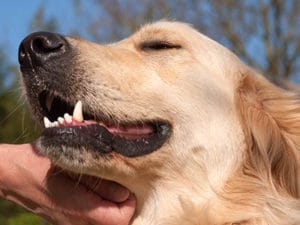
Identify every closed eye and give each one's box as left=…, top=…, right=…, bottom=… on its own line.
left=140, top=41, right=181, bottom=51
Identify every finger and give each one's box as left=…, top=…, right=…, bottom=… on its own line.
left=46, top=171, right=109, bottom=210
left=87, top=193, right=136, bottom=225
left=82, top=177, right=130, bottom=203
left=46, top=173, right=136, bottom=225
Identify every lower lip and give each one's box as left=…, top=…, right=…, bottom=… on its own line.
left=40, top=122, right=171, bottom=157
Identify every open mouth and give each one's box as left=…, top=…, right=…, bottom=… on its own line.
left=38, top=91, right=171, bottom=157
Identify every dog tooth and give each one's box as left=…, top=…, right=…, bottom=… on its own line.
left=51, top=121, right=58, bottom=127
left=43, top=117, right=51, bottom=128
left=58, top=117, right=64, bottom=124
left=46, top=94, right=55, bottom=111
left=73, top=101, right=83, bottom=122
left=64, top=113, right=72, bottom=123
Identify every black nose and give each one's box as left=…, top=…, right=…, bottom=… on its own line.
left=18, top=32, right=68, bottom=68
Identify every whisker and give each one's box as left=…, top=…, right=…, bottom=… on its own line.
left=91, top=176, right=103, bottom=191
left=74, top=167, right=84, bottom=189
left=12, top=129, right=28, bottom=143
left=0, top=103, right=24, bottom=125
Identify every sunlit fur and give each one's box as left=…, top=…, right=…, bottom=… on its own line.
left=31, top=21, right=300, bottom=224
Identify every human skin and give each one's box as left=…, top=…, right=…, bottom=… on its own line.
left=0, top=144, right=136, bottom=225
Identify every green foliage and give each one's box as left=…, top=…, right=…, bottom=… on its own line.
left=0, top=199, right=50, bottom=225
left=0, top=58, right=40, bottom=144
left=0, top=199, right=26, bottom=225
left=7, top=213, right=43, bottom=225
left=0, top=87, right=41, bottom=143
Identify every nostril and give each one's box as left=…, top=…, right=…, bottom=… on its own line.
left=18, top=32, right=69, bottom=69
left=31, top=35, right=64, bottom=55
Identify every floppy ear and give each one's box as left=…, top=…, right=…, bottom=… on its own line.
left=237, top=72, right=300, bottom=197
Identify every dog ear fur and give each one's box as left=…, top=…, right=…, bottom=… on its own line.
left=237, top=72, right=300, bottom=198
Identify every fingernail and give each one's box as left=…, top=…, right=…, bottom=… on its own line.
left=105, top=182, right=130, bottom=203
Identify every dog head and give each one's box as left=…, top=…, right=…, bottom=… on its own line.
left=19, top=21, right=300, bottom=224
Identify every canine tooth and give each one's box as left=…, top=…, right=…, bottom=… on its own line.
left=64, top=113, right=72, bottom=123
left=46, top=94, right=55, bottom=111
left=43, top=117, right=51, bottom=128
left=73, top=101, right=83, bottom=122
left=58, top=117, right=64, bottom=124
left=53, top=121, right=59, bottom=127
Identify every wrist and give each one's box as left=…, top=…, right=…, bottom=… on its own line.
left=0, top=144, right=50, bottom=212
left=0, top=144, right=45, bottom=194
left=0, top=144, right=15, bottom=196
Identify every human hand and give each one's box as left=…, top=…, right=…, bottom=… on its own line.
left=0, top=144, right=136, bottom=225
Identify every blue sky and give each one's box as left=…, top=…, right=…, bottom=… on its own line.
left=0, top=0, right=75, bottom=64
left=1, top=1, right=299, bottom=83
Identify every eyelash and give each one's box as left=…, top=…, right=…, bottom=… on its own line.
left=140, top=41, right=181, bottom=51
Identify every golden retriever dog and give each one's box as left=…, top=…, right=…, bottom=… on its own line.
left=19, top=21, right=300, bottom=224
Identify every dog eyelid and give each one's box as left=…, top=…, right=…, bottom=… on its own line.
left=140, top=40, right=181, bottom=51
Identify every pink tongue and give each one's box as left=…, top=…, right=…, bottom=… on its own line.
left=60, top=118, right=154, bottom=138
left=105, top=124, right=154, bottom=136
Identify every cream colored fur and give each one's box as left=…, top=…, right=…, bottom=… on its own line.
left=49, top=21, right=300, bottom=224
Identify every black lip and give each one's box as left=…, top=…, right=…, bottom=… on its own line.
left=40, top=122, right=171, bottom=157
